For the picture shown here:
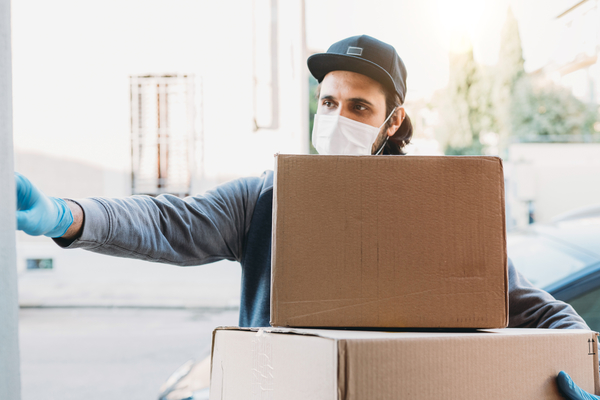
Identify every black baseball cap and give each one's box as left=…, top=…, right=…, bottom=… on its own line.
left=307, top=35, right=412, bottom=150
left=307, top=35, right=408, bottom=104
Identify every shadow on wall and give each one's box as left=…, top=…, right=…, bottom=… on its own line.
left=14, top=151, right=131, bottom=200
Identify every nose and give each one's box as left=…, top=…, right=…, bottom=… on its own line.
left=338, top=103, right=352, bottom=119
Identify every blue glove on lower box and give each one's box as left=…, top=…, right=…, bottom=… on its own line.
left=557, top=371, right=600, bottom=400
left=15, top=172, right=74, bottom=238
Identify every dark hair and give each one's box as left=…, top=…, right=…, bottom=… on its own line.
left=314, top=83, right=413, bottom=155
left=382, top=87, right=412, bottom=155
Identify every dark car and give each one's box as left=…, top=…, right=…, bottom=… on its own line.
left=508, top=204, right=600, bottom=331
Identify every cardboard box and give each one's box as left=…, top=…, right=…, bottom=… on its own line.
left=209, top=327, right=600, bottom=400
left=271, top=155, right=508, bottom=328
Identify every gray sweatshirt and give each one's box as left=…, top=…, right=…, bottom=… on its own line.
left=57, top=170, right=590, bottom=329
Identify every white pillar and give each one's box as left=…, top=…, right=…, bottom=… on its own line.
left=0, top=0, right=22, bottom=397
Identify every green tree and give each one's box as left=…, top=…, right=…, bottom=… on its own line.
left=511, top=77, right=596, bottom=139
left=494, top=7, right=525, bottom=152
left=436, top=35, right=491, bottom=155
left=435, top=6, right=600, bottom=155
left=495, top=6, right=599, bottom=143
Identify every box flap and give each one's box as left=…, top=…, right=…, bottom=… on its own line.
left=210, top=327, right=337, bottom=400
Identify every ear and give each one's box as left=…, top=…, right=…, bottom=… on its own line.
left=386, top=107, right=405, bottom=137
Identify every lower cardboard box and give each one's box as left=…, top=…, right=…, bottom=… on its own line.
left=209, top=327, right=599, bottom=400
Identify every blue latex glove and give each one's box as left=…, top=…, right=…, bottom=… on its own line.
left=557, top=371, right=600, bottom=400
left=15, top=172, right=73, bottom=238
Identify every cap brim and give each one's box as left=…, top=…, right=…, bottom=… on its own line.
left=308, top=53, right=398, bottom=98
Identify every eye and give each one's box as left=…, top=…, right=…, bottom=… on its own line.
left=354, top=104, right=368, bottom=111
left=323, top=100, right=334, bottom=108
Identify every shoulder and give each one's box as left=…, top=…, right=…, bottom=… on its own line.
left=206, top=171, right=273, bottom=204
left=230, top=170, right=273, bottom=197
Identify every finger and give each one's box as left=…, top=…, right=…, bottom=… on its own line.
left=16, top=209, right=41, bottom=236
left=557, top=371, right=600, bottom=400
left=14, top=172, right=35, bottom=210
left=16, top=209, right=30, bottom=233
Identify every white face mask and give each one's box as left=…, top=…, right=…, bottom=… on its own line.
left=312, top=108, right=397, bottom=155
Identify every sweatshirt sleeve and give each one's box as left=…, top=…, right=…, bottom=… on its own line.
left=508, top=258, right=590, bottom=329
left=53, top=171, right=273, bottom=266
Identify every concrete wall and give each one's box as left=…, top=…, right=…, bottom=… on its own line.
left=0, top=0, right=22, bottom=397
left=14, top=151, right=130, bottom=200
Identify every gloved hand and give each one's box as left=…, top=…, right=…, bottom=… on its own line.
left=15, top=172, right=74, bottom=238
left=557, top=371, right=600, bottom=400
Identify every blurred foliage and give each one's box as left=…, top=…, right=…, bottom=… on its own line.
left=434, top=42, right=490, bottom=155
left=493, top=7, right=525, bottom=150
left=434, top=7, right=600, bottom=155
left=511, top=77, right=598, bottom=139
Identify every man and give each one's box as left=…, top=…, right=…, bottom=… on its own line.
left=14, top=35, right=594, bottom=398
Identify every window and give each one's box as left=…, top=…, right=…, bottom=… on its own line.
left=508, top=234, right=591, bottom=288
left=130, top=74, right=197, bottom=197
left=26, top=258, right=53, bottom=270
left=569, top=287, right=600, bottom=332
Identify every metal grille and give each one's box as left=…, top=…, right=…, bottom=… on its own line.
left=130, top=74, right=196, bottom=197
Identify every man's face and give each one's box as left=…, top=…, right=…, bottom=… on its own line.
left=317, top=70, right=404, bottom=154
left=317, top=70, right=387, bottom=128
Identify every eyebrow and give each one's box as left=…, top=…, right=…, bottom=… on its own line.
left=348, top=97, right=375, bottom=107
left=319, top=95, right=375, bottom=107
left=319, top=94, right=336, bottom=101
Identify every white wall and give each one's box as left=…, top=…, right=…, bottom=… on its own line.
left=0, top=0, right=22, bottom=397
left=12, top=0, right=307, bottom=189
left=11, top=0, right=306, bottom=308
left=507, top=143, right=600, bottom=227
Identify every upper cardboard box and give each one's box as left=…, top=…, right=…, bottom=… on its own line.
left=271, top=155, right=508, bottom=328
left=210, top=327, right=600, bottom=400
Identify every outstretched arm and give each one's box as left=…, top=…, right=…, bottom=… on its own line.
left=15, top=172, right=80, bottom=238
left=62, top=200, right=84, bottom=239
left=16, top=171, right=273, bottom=266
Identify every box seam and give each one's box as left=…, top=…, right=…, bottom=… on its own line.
left=594, top=332, right=600, bottom=395
left=270, top=153, right=280, bottom=326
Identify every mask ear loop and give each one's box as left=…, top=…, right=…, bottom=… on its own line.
left=374, top=106, right=401, bottom=155
left=374, top=136, right=389, bottom=155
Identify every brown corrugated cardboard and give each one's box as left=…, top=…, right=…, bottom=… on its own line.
left=209, top=327, right=600, bottom=400
left=271, top=154, right=508, bottom=328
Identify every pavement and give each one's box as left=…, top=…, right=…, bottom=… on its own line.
left=19, top=307, right=239, bottom=400
left=17, top=239, right=241, bottom=400
left=15, top=237, right=244, bottom=399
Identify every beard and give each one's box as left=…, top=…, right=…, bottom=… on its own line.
left=370, top=126, right=390, bottom=155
